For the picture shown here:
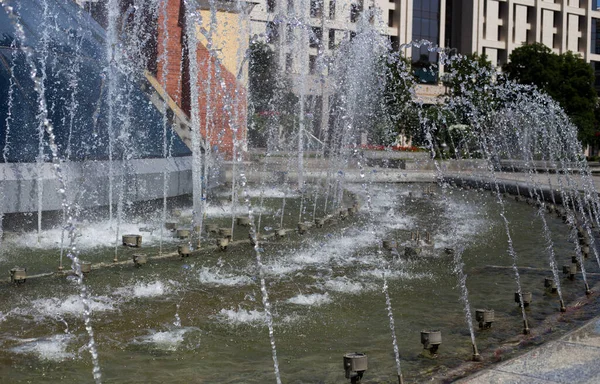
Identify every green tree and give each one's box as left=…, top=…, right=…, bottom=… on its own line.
left=443, top=53, right=495, bottom=99
left=503, top=43, right=598, bottom=142
left=247, top=41, right=298, bottom=148
left=248, top=41, right=278, bottom=114
left=380, top=52, right=420, bottom=144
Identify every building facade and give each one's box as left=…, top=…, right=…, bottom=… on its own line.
left=250, top=0, right=600, bottom=82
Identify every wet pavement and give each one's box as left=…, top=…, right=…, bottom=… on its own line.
left=458, top=311, right=600, bottom=383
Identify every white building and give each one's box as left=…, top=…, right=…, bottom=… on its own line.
left=250, top=0, right=600, bottom=85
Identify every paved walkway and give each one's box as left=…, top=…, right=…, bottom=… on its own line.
left=457, top=315, right=600, bottom=383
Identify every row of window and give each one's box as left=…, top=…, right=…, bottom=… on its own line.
left=266, top=0, right=365, bottom=23
left=267, top=23, right=357, bottom=50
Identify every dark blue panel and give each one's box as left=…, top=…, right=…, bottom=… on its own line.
left=0, top=0, right=191, bottom=163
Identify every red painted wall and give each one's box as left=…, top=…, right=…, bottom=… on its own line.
left=156, top=0, right=246, bottom=158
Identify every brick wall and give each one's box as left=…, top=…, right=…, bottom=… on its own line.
left=156, top=0, right=247, bottom=158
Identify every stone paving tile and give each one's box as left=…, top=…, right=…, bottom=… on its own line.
left=497, top=341, right=600, bottom=383
left=563, top=318, right=600, bottom=348
left=457, top=317, right=600, bottom=384
left=459, top=369, right=559, bottom=384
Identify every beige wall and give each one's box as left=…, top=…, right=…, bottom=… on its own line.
left=197, top=10, right=249, bottom=85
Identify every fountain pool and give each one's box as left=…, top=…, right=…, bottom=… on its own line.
left=1, top=182, right=598, bottom=383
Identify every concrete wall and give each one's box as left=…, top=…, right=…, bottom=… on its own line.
left=0, top=157, right=192, bottom=214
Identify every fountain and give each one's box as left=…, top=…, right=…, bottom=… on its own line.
left=1, top=0, right=600, bottom=383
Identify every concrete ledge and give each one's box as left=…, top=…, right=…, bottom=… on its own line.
left=0, top=157, right=192, bottom=213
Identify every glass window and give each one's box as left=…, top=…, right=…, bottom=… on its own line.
left=310, top=27, right=322, bottom=48
left=411, top=0, right=441, bottom=82
left=266, top=22, right=279, bottom=44
left=267, top=0, right=276, bottom=13
left=286, top=23, right=294, bottom=43
left=328, top=29, right=336, bottom=49
left=309, top=55, right=317, bottom=74
left=310, top=0, right=323, bottom=18
left=350, top=0, right=363, bottom=22
left=329, top=0, right=336, bottom=19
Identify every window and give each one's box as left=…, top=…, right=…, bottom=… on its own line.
left=288, top=0, right=294, bottom=13
left=390, top=35, right=399, bottom=50
left=310, top=27, right=322, bottom=48
left=310, top=0, right=323, bottom=18
left=328, top=29, right=336, bottom=49
left=329, top=0, right=336, bottom=19
left=286, top=53, right=293, bottom=72
left=266, top=22, right=279, bottom=44
left=411, top=0, right=440, bottom=65
left=286, top=23, right=294, bottom=43
left=594, top=19, right=600, bottom=54
left=309, top=55, right=317, bottom=74
left=388, top=9, right=394, bottom=27
left=267, top=0, right=275, bottom=13
left=350, top=0, right=363, bottom=22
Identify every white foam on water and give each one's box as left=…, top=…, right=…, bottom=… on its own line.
left=3, top=220, right=175, bottom=250
left=136, top=328, right=191, bottom=352
left=22, top=295, right=116, bottom=319
left=215, top=308, right=266, bottom=325
left=433, top=198, right=490, bottom=249
left=216, top=187, right=299, bottom=199
left=115, top=281, right=171, bottom=298
left=197, top=267, right=252, bottom=286
left=359, top=268, right=434, bottom=280
left=214, top=308, right=298, bottom=326
left=10, top=334, right=75, bottom=362
left=179, top=202, right=271, bottom=219
left=323, top=277, right=370, bottom=294
left=286, top=293, right=331, bottom=306
left=263, top=215, right=414, bottom=278
left=262, top=259, right=305, bottom=276
left=1, top=201, right=272, bottom=251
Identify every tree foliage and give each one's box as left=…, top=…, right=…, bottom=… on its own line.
left=443, top=53, right=495, bottom=99
left=503, top=43, right=598, bottom=142
left=247, top=41, right=298, bottom=148
left=379, top=52, right=420, bottom=144
left=248, top=41, right=278, bottom=114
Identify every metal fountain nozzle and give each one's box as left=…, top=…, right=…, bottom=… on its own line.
left=343, top=352, right=368, bottom=383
